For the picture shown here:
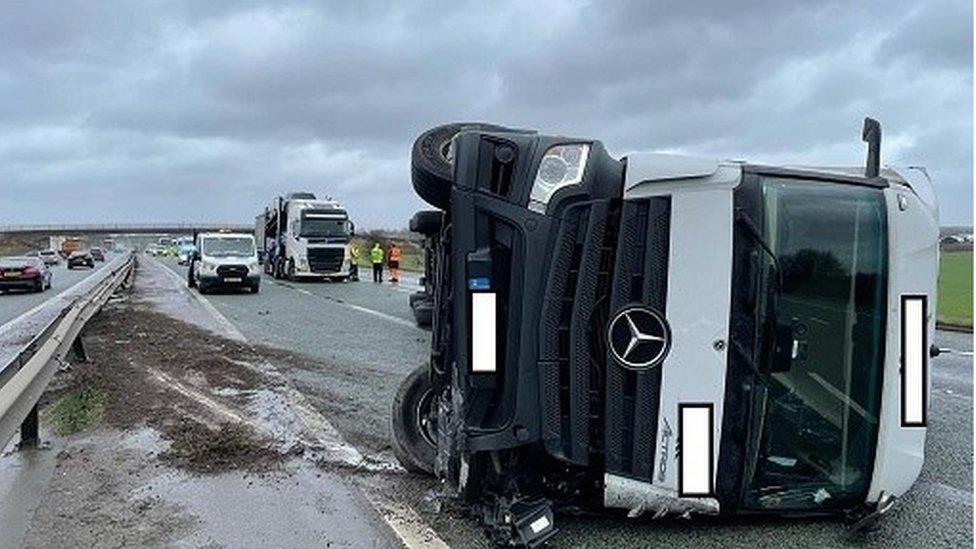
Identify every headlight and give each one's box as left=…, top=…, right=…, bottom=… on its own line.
left=528, top=144, right=590, bottom=213
left=248, top=260, right=259, bottom=272
left=201, top=261, right=217, bottom=273
left=298, top=259, right=309, bottom=271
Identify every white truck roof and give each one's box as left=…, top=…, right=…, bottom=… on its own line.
left=623, top=152, right=934, bottom=210
left=198, top=232, right=253, bottom=239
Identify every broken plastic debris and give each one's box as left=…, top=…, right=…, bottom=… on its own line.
left=768, top=455, right=798, bottom=467
left=813, top=488, right=832, bottom=504
left=423, top=488, right=444, bottom=514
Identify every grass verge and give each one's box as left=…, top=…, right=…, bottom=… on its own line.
left=46, top=385, right=107, bottom=435
left=938, top=251, right=973, bottom=328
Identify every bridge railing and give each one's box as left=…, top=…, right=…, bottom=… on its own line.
left=0, top=223, right=253, bottom=234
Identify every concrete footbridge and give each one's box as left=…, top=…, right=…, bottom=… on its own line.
left=0, top=223, right=253, bottom=236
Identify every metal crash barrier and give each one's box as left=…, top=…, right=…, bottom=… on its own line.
left=0, top=254, right=135, bottom=451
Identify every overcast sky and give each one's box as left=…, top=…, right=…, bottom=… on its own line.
left=0, top=0, right=971, bottom=228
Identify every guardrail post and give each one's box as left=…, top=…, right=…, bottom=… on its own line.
left=70, top=336, right=88, bottom=363
left=20, top=404, right=39, bottom=448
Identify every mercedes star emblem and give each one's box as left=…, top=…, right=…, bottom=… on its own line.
left=607, top=305, right=671, bottom=370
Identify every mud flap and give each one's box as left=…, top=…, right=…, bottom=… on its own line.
left=481, top=496, right=557, bottom=547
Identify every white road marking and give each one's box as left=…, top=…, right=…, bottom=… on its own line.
left=363, top=490, right=451, bottom=549
left=147, top=258, right=447, bottom=547
left=148, top=368, right=251, bottom=426
left=338, top=300, right=419, bottom=329
left=267, top=279, right=423, bottom=331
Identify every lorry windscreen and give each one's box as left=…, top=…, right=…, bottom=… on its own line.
left=202, top=237, right=254, bottom=257
left=745, top=177, right=887, bottom=511
left=300, top=215, right=348, bottom=238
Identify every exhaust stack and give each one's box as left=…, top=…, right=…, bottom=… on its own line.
left=862, top=117, right=881, bottom=178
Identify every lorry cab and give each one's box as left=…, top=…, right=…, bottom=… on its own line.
left=260, top=192, right=357, bottom=281
left=189, top=232, right=260, bottom=294
left=392, top=120, right=939, bottom=546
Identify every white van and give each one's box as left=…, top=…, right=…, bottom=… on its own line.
left=188, top=232, right=260, bottom=294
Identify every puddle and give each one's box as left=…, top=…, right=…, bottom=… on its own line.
left=120, top=426, right=170, bottom=454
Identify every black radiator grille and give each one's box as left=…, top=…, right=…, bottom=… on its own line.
left=216, top=264, right=248, bottom=278
left=604, top=197, right=671, bottom=481
left=539, top=200, right=619, bottom=465
left=538, top=196, right=670, bottom=475
left=307, top=247, right=344, bottom=273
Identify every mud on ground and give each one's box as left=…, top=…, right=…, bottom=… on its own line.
left=19, top=284, right=419, bottom=548
left=47, top=296, right=282, bottom=474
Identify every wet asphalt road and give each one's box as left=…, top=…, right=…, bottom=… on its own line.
left=0, top=261, right=108, bottom=327
left=155, top=257, right=972, bottom=548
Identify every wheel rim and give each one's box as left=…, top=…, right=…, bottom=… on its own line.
left=415, top=388, right=437, bottom=447
left=440, top=139, right=454, bottom=163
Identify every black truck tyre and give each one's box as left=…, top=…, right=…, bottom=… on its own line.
left=391, top=364, right=437, bottom=475
left=413, top=301, right=433, bottom=328
left=409, top=210, right=444, bottom=236
left=409, top=291, right=428, bottom=308
left=411, top=123, right=516, bottom=209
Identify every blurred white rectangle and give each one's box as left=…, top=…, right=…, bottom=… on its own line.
left=679, top=405, right=713, bottom=496
left=902, top=296, right=926, bottom=426
left=471, top=292, right=497, bottom=373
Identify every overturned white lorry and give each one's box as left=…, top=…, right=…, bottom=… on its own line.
left=392, top=119, right=939, bottom=546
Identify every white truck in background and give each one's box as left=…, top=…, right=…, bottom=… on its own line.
left=257, top=192, right=357, bottom=281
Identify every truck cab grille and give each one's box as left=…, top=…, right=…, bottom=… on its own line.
left=216, top=265, right=248, bottom=278
left=604, top=197, right=670, bottom=482
left=538, top=196, right=671, bottom=482
left=539, top=200, right=619, bottom=465
left=307, top=248, right=344, bottom=273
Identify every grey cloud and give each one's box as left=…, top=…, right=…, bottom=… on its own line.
left=0, top=0, right=970, bottom=228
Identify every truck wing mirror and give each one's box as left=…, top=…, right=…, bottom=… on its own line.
left=861, top=117, right=881, bottom=179
left=348, top=221, right=356, bottom=237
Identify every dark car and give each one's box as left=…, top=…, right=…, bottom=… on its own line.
left=90, top=247, right=105, bottom=262
left=67, top=250, right=95, bottom=269
left=0, top=256, right=52, bottom=293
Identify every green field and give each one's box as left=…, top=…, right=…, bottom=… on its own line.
left=938, top=251, right=973, bottom=327
left=353, top=252, right=424, bottom=273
